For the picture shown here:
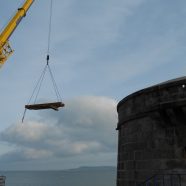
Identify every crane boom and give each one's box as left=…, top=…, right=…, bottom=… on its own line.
left=0, top=0, right=35, bottom=67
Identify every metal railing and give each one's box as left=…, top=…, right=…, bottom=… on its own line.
left=138, top=174, right=186, bottom=186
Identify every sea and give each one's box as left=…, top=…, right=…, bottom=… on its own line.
left=1, top=167, right=116, bottom=186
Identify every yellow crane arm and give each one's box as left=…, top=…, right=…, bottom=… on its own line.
left=0, top=0, right=35, bottom=67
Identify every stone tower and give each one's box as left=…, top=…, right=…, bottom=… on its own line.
left=117, top=77, right=186, bottom=186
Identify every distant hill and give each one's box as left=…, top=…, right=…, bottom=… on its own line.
left=3, top=167, right=117, bottom=186
left=68, top=166, right=116, bottom=171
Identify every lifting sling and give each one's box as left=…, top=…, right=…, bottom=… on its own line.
left=22, top=0, right=64, bottom=122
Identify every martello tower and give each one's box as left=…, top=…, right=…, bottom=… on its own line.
left=116, top=77, right=186, bottom=186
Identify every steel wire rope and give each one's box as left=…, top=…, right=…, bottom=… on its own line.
left=33, top=64, right=48, bottom=104
left=32, top=0, right=54, bottom=104
left=22, top=0, right=62, bottom=122
left=28, top=64, right=48, bottom=105
left=46, top=0, right=62, bottom=102
left=47, top=0, right=53, bottom=56
left=48, top=64, right=62, bottom=101
left=22, top=64, right=48, bottom=122
left=26, top=0, right=54, bottom=106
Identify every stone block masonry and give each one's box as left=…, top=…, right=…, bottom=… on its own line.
left=117, top=77, right=186, bottom=186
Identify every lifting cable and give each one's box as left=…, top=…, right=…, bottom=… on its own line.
left=22, top=0, right=64, bottom=123
left=47, top=0, right=53, bottom=58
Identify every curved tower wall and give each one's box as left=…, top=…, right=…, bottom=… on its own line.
left=117, top=78, right=186, bottom=186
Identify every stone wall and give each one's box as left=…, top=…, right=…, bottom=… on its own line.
left=117, top=77, right=186, bottom=186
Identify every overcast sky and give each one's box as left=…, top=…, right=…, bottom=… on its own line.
left=0, top=0, right=186, bottom=170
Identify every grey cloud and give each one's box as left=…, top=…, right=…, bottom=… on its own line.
left=0, top=96, right=117, bottom=166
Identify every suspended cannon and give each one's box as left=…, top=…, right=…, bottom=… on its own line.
left=25, top=102, right=65, bottom=111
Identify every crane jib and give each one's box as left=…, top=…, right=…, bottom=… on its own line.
left=0, top=0, right=35, bottom=67
left=16, top=7, right=27, bottom=28
left=6, top=15, right=24, bottom=42
left=16, top=16, right=24, bottom=27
